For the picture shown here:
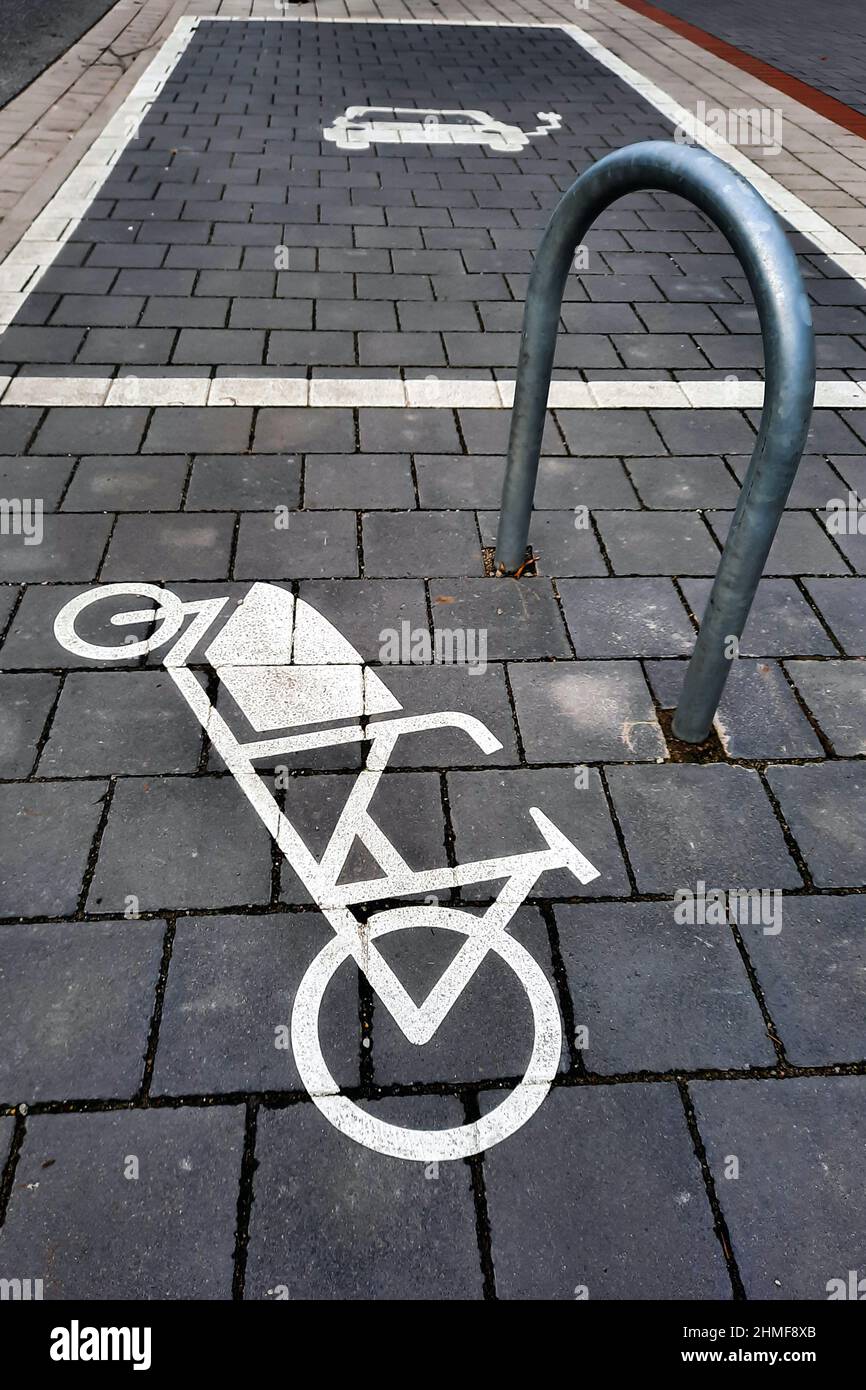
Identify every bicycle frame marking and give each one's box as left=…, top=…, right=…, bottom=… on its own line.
left=54, top=582, right=600, bottom=1161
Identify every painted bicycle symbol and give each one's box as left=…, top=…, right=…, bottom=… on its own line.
left=54, top=582, right=599, bottom=1161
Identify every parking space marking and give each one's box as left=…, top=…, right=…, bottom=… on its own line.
left=0, top=15, right=865, bottom=406
left=0, top=375, right=864, bottom=409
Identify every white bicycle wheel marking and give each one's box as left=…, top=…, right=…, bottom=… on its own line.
left=53, top=582, right=599, bottom=1161
left=293, top=907, right=562, bottom=1163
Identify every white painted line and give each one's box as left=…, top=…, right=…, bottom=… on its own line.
left=105, top=376, right=210, bottom=407
left=308, top=377, right=405, bottom=408
left=406, top=378, right=500, bottom=409
left=587, top=379, right=691, bottom=409
left=0, top=15, right=202, bottom=330
left=208, top=377, right=307, bottom=407
left=4, top=375, right=111, bottom=407
left=1, top=376, right=865, bottom=408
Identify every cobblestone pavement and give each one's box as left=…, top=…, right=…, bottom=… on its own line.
left=0, top=11, right=865, bottom=1302
left=644, top=0, right=866, bottom=118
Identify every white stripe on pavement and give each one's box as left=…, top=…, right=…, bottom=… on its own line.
left=1, top=375, right=865, bottom=408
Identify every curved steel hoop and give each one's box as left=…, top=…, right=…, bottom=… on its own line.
left=494, top=141, right=815, bottom=742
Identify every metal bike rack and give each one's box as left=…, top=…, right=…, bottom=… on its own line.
left=495, top=140, right=815, bottom=743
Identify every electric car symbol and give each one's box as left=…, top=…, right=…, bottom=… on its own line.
left=322, top=106, right=562, bottom=152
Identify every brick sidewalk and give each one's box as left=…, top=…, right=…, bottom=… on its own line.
left=0, top=5, right=865, bottom=1302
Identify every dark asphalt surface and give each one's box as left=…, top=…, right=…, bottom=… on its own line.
left=0, top=0, right=119, bottom=109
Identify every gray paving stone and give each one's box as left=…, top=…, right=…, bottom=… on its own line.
left=448, top=766, right=630, bottom=900
left=142, top=296, right=228, bottom=328
left=245, top=1098, right=482, bottom=1300
left=62, top=455, right=188, bottom=512
left=31, top=408, right=148, bottom=456
left=737, top=895, right=866, bottom=1065
left=0, top=1107, right=243, bottom=1298
left=627, top=455, right=741, bottom=508
left=0, top=513, right=112, bottom=583
left=0, top=409, right=41, bottom=454
left=535, top=456, right=640, bottom=508
left=0, top=586, right=17, bottom=636
left=88, top=776, right=272, bottom=913
left=269, top=330, right=355, bottom=366
left=0, top=780, right=106, bottom=917
left=77, top=328, right=175, bottom=365
left=230, top=298, right=312, bottom=330
left=0, top=919, right=164, bottom=1102
left=254, top=408, right=354, bottom=454
left=509, top=660, right=666, bottom=762
left=786, top=660, right=866, bottom=754
left=646, top=658, right=824, bottom=759
left=804, top=578, right=866, bottom=655
left=414, top=455, right=505, bottom=509
left=368, top=663, right=518, bottom=766
left=727, top=453, right=846, bottom=509
left=174, top=328, right=265, bottom=365
left=681, top=577, right=837, bottom=656
left=299, top=578, right=428, bottom=663
left=280, top=770, right=445, bottom=905
left=460, top=409, right=563, bottom=456
left=430, top=578, right=570, bottom=659
left=556, top=900, right=774, bottom=1073
left=691, top=1076, right=866, bottom=1300
left=53, top=295, right=145, bottom=327
left=829, top=454, right=866, bottom=495
left=235, top=511, right=358, bottom=579
left=185, top=453, right=300, bottom=510
left=0, top=1116, right=12, bottom=1170
left=765, top=761, right=866, bottom=887
left=554, top=407, right=669, bottom=457
left=371, top=907, right=565, bottom=1086
left=39, top=671, right=202, bottom=776
left=152, top=913, right=360, bottom=1095
left=359, top=408, right=461, bottom=454
left=559, top=577, right=695, bottom=657
left=144, top=407, right=253, bottom=455
left=651, top=409, right=755, bottom=455
left=483, top=1082, right=728, bottom=1299
left=0, top=672, right=58, bottom=777
left=477, top=510, right=607, bottom=577
left=765, top=408, right=866, bottom=455
left=304, top=453, right=414, bottom=509
left=606, top=764, right=801, bottom=893
left=1, top=327, right=85, bottom=362
left=595, top=511, right=721, bottom=575
left=818, top=512, right=866, bottom=575
left=706, top=511, right=850, bottom=575
left=362, top=511, right=483, bottom=578
left=0, top=455, right=73, bottom=510
left=102, top=513, right=234, bottom=581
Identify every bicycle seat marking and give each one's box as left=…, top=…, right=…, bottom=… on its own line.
left=54, top=582, right=600, bottom=1161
